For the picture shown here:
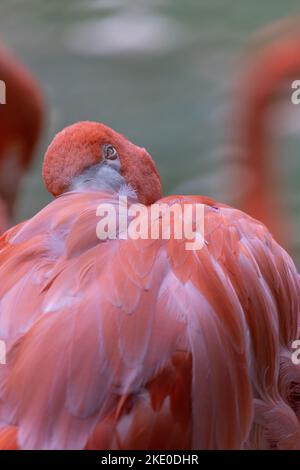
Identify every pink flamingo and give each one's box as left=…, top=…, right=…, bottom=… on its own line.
left=235, top=22, right=300, bottom=250
left=0, top=44, right=43, bottom=229
left=0, top=122, right=298, bottom=449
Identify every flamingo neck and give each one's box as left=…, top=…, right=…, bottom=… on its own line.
left=241, top=122, right=281, bottom=231
left=69, top=162, right=137, bottom=199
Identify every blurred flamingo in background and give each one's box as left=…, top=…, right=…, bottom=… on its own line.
left=0, top=121, right=298, bottom=450
left=0, top=44, right=43, bottom=230
left=234, top=19, right=300, bottom=251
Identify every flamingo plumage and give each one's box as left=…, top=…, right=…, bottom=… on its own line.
left=0, top=44, right=43, bottom=228
left=0, top=121, right=299, bottom=450
left=235, top=22, right=300, bottom=250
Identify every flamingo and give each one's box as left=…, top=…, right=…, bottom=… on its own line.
left=0, top=121, right=299, bottom=450
left=234, top=23, right=300, bottom=249
left=0, top=44, right=43, bottom=229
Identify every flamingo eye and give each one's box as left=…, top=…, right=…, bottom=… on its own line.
left=103, top=144, right=118, bottom=160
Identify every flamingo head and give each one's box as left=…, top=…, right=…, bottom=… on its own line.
left=43, top=121, right=162, bottom=205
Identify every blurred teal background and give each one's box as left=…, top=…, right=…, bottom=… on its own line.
left=0, top=0, right=299, bottom=262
